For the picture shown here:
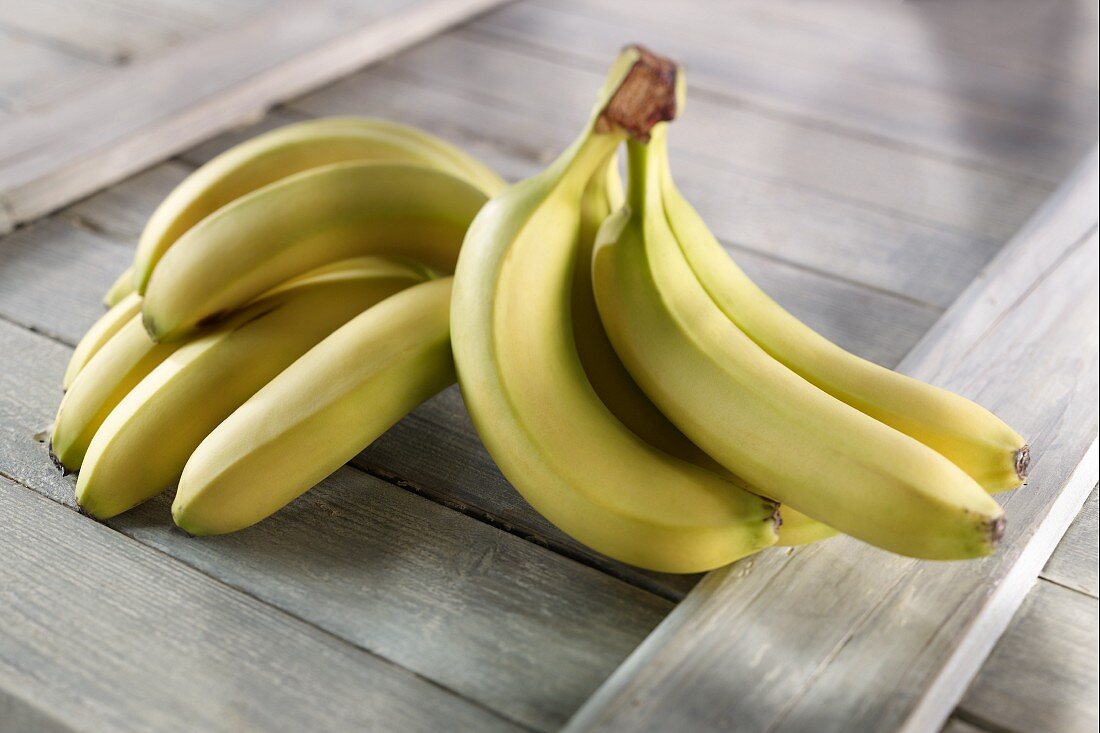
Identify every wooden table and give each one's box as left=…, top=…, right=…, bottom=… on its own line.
left=1, top=1, right=1097, bottom=731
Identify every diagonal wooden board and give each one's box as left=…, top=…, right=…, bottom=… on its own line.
left=0, top=0, right=512, bottom=233
left=565, top=149, right=1099, bottom=733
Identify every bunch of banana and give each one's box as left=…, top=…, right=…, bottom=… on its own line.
left=55, top=117, right=497, bottom=531
left=452, top=45, right=1026, bottom=567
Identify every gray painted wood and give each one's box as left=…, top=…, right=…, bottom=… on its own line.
left=472, top=0, right=1094, bottom=183
left=0, top=217, right=132, bottom=345
left=0, top=28, right=105, bottom=112
left=1042, top=485, right=1099, bottom=597
left=958, top=580, right=1099, bottom=733
left=0, top=476, right=523, bottom=733
left=0, top=0, right=511, bottom=232
left=61, top=161, right=192, bottom=246
left=0, top=318, right=672, bottom=732
left=566, top=152, right=1099, bottom=733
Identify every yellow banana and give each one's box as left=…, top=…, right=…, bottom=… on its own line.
left=142, top=162, right=487, bottom=342
left=133, top=116, right=504, bottom=292
left=173, top=278, right=455, bottom=535
left=451, top=47, right=779, bottom=574
left=592, top=133, right=1004, bottom=560
left=575, top=157, right=836, bottom=547
left=74, top=257, right=427, bottom=518
left=63, top=292, right=143, bottom=390
left=653, top=125, right=1027, bottom=492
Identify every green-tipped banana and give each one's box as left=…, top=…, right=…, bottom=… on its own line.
left=142, top=162, right=487, bottom=342
left=103, top=266, right=137, bottom=307
left=451, top=47, right=779, bottom=573
left=75, top=258, right=426, bottom=518
left=173, top=277, right=455, bottom=535
left=652, top=125, right=1028, bottom=491
left=64, top=292, right=143, bottom=390
left=574, top=158, right=835, bottom=547
left=133, top=117, right=504, bottom=293
left=592, top=134, right=1004, bottom=560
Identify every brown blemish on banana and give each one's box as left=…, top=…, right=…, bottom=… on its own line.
left=986, top=514, right=1006, bottom=548
left=597, top=44, right=678, bottom=142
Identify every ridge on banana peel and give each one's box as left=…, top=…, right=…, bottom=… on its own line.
left=574, top=157, right=836, bottom=548
left=451, top=45, right=780, bottom=574
left=142, top=161, right=487, bottom=342
left=173, top=277, right=455, bottom=535
left=649, top=124, right=1028, bottom=492
left=63, top=292, right=143, bottom=390
left=75, top=257, right=427, bottom=519
left=132, top=116, right=504, bottom=293
left=592, top=134, right=1005, bottom=560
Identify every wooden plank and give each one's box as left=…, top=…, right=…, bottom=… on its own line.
left=0, top=476, right=523, bottom=733
left=0, top=218, right=131, bottom=345
left=1041, top=485, right=1099, bottom=597
left=371, top=31, right=1054, bottom=242
left=290, top=64, right=991, bottom=309
left=566, top=152, right=1099, bottom=733
left=0, top=316, right=673, bottom=732
left=957, top=581, right=1099, bottom=733
left=472, top=0, right=1093, bottom=183
left=0, top=28, right=106, bottom=112
left=61, top=161, right=192, bottom=246
left=0, top=0, right=512, bottom=233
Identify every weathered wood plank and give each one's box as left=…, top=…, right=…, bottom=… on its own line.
left=0, top=218, right=131, bottom=345
left=957, top=580, right=1099, bottom=733
left=289, top=63, right=994, bottom=309
left=0, top=28, right=106, bottom=112
left=0, top=476, right=523, bottom=733
left=567, top=152, right=1099, bottom=733
left=0, top=317, right=672, bottom=732
left=0, top=0, right=512, bottom=233
left=61, top=161, right=192, bottom=246
left=1041, top=485, right=1099, bottom=597
left=373, top=30, right=1054, bottom=241
left=472, top=0, right=1093, bottom=183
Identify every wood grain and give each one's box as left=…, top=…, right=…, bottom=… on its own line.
left=1041, top=485, right=1099, bottom=597
left=957, top=580, right=1099, bottom=733
left=0, top=0, right=511, bottom=233
left=0, top=317, right=671, bottom=732
left=0, top=476, right=524, bottom=733
left=472, top=0, right=1093, bottom=183
left=566, top=152, right=1099, bottom=733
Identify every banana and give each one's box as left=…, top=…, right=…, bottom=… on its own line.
left=451, top=47, right=779, bottom=574
left=133, top=116, right=504, bottom=292
left=591, top=133, right=1005, bottom=560
left=142, top=162, right=487, bottom=342
left=53, top=313, right=183, bottom=471
left=74, top=258, right=427, bottom=518
left=103, top=266, right=137, bottom=307
left=63, top=292, right=143, bottom=390
left=173, top=277, right=455, bottom=535
left=574, top=158, right=836, bottom=546
left=652, top=128, right=1028, bottom=492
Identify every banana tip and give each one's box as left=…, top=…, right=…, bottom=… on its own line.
left=1014, top=445, right=1030, bottom=481
left=47, top=441, right=71, bottom=475
left=598, top=45, right=679, bottom=142
left=986, top=514, right=1006, bottom=549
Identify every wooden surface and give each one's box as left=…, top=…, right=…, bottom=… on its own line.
left=1, top=1, right=1098, bottom=731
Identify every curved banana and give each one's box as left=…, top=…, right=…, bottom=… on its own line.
left=173, top=277, right=455, bottom=535
left=133, top=116, right=504, bottom=292
left=103, top=266, right=137, bottom=307
left=652, top=127, right=1027, bottom=492
left=592, top=134, right=1004, bottom=560
left=63, top=292, right=143, bottom=390
left=142, top=162, right=487, bottom=342
left=575, top=159, right=836, bottom=547
left=451, top=47, right=779, bottom=574
left=73, top=257, right=427, bottom=518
